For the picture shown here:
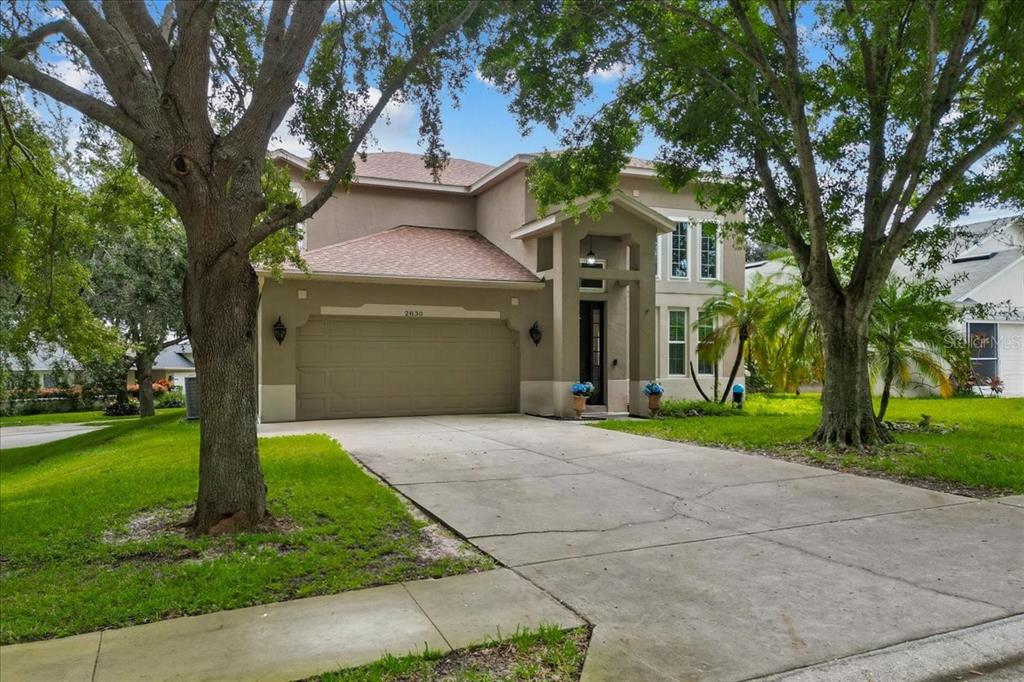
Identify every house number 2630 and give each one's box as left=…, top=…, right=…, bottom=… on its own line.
left=404, top=310, right=424, bottom=317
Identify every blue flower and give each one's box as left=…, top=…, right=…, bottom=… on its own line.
left=642, top=382, right=664, bottom=396
left=571, top=382, right=595, bottom=396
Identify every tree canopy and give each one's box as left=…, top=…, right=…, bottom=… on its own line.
left=482, top=0, right=1024, bottom=446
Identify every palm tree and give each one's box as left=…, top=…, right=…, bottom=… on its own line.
left=869, top=278, right=965, bottom=421
left=697, top=276, right=778, bottom=403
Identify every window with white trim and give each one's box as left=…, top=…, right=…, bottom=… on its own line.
left=579, top=259, right=606, bottom=292
left=697, top=313, right=715, bottom=375
left=655, top=236, right=661, bottom=279
left=668, top=309, right=687, bottom=375
left=700, top=222, right=719, bottom=280
left=671, top=221, right=689, bottom=278
left=968, top=322, right=998, bottom=380
left=290, top=182, right=307, bottom=250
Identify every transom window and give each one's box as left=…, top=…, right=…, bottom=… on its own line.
left=671, top=221, right=689, bottom=278
left=697, top=313, right=715, bottom=375
left=700, top=222, right=718, bottom=280
left=579, top=259, right=606, bottom=292
left=668, top=309, right=688, bottom=375
left=968, top=322, right=998, bottom=380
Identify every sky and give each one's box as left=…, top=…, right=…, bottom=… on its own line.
left=19, top=1, right=1017, bottom=228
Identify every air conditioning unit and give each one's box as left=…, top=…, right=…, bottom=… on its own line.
left=184, top=376, right=200, bottom=420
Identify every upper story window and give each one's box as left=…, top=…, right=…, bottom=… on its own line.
left=668, top=309, right=687, bottom=375
left=655, top=236, right=661, bottom=279
left=671, top=221, right=689, bottom=279
left=290, top=182, right=307, bottom=250
left=700, top=222, right=719, bottom=280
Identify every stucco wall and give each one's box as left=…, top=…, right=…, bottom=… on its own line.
left=288, top=170, right=476, bottom=250
left=258, top=276, right=554, bottom=420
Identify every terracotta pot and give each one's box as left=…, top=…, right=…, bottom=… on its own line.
left=648, top=393, right=662, bottom=417
left=572, top=394, right=588, bottom=419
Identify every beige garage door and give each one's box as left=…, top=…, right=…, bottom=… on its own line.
left=296, top=315, right=516, bottom=420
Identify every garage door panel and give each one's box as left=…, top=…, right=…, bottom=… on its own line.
left=295, top=315, right=516, bottom=419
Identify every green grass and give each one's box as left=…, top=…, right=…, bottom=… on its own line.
left=314, top=625, right=590, bottom=681
left=0, top=413, right=492, bottom=644
left=600, top=394, right=1024, bottom=495
left=0, top=409, right=143, bottom=427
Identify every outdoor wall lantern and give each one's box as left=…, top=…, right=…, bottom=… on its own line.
left=272, top=316, right=287, bottom=345
left=584, top=235, right=597, bottom=265
left=529, top=321, right=542, bottom=346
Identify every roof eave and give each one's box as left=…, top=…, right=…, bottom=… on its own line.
left=263, top=269, right=545, bottom=290
left=510, top=191, right=676, bottom=240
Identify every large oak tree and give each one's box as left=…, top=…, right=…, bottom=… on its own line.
left=1, top=0, right=483, bottom=532
left=481, top=0, right=1023, bottom=446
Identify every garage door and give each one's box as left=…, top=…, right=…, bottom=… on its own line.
left=296, top=315, right=516, bottom=420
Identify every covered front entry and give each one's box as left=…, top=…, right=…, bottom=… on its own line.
left=295, top=315, right=516, bottom=420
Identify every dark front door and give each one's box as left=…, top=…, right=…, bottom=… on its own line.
left=579, top=301, right=606, bottom=405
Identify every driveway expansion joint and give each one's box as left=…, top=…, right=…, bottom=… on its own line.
left=400, top=582, right=453, bottom=651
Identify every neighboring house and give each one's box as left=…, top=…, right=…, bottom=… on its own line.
left=925, top=218, right=1023, bottom=396
left=25, top=342, right=196, bottom=388
left=126, top=343, right=196, bottom=385
left=746, top=217, right=1024, bottom=397
left=258, top=150, right=745, bottom=421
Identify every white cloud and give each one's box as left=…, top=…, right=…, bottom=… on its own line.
left=50, top=59, right=91, bottom=91
left=271, top=86, right=420, bottom=158
left=590, top=62, right=631, bottom=81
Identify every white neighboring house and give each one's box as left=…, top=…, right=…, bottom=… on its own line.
left=745, top=217, right=1023, bottom=397
left=929, top=218, right=1023, bottom=396
left=25, top=342, right=196, bottom=388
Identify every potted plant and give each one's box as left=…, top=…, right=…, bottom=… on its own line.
left=642, top=382, right=664, bottom=417
left=570, top=382, right=594, bottom=419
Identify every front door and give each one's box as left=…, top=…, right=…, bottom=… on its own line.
left=579, top=301, right=606, bottom=405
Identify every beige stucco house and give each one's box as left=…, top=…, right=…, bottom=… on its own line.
left=257, top=150, right=745, bottom=421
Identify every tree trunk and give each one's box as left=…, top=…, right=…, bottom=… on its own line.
left=718, top=334, right=746, bottom=404
left=186, top=236, right=266, bottom=535
left=136, top=353, right=156, bottom=418
left=814, top=312, right=891, bottom=447
left=877, top=363, right=895, bottom=422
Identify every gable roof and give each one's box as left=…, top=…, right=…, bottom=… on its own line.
left=289, top=226, right=542, bottom=286
left=510, top=190, right=677, bottom=240
left=353, top=151, right=495, bottom=185
left=24, top=342, right=194, bottom=372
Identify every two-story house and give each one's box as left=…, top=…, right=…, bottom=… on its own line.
left=257, top=150, right=745, bottom=421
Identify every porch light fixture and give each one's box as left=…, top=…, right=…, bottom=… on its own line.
left=585, top=235, right=597, bottom=265
left=529, top=321, right=542, bottom=346
left=272, top=316, right=287, bottom=345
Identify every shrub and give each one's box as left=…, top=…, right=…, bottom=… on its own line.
left=156, top=388, right=184, bottom=409
left=659, top=399, right=743, bottom=418
left=104, top=399, right=140, bottom=417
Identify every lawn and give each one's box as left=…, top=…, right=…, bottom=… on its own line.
left=599, top=394, right=1024, bottom=496
left=0, top=413, right=492, bottom=644
left=0, top=409, right=141, bottom=427
left=315, top=625, right=590, bottom=682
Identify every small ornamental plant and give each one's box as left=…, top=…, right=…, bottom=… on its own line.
left=643, top=381, right=665, bottom=417
left=571, top=382, right=595, bottom=397
left=642, top=382, right=664, bottom=396
left=570, top=382, right=594, bottom=419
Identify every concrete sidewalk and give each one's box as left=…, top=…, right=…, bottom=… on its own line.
left=0, top=569, right=584, bottom=682
left=0, top=423, right=104, bottom=449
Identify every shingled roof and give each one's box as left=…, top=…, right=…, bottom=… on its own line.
left=294, top=226, right=541, bottom=284
left=353, top=152, right=495, bottom=185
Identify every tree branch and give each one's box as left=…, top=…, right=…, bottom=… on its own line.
left=0, top=54, right=147, bottom=141
left=246, top=0, right=482, bottom=249
left=119, top=0, right=174, bottom=85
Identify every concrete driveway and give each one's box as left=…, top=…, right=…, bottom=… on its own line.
left=259, top=414, right=1024, bottom=681
left=0, top=423, right=104, bottom=449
